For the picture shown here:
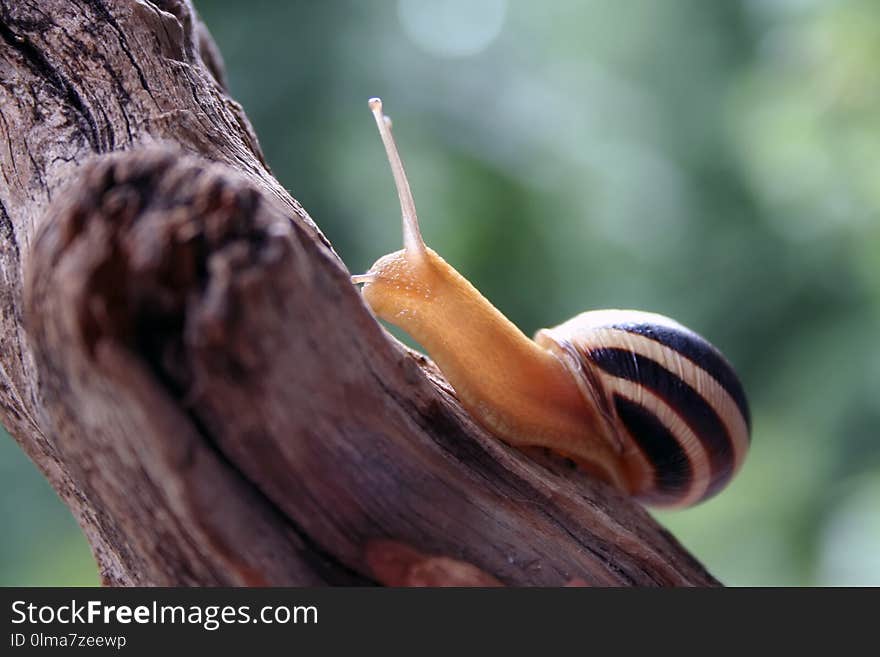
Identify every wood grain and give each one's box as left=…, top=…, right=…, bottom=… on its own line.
left=0, top=0, right=718, bottom=586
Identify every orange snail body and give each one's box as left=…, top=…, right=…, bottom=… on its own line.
left=355, top=98, right=751, bottom=508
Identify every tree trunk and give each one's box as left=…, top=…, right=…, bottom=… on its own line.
left=0, top=0, right=718, bottom=586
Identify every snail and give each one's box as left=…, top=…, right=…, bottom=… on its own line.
left=353, top=98, right=751, bottom=508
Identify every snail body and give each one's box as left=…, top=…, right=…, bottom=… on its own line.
left=355, top=98, right=751, bottom=508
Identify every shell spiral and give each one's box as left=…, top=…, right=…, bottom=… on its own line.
left=535, top=310, right=751, bottom=508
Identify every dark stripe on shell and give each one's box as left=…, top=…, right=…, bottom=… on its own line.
left=612, top=322, right=751, bottom=432
left=589, top=347, right=735, bottom=499
left=612, top=395, right=693, bottom=499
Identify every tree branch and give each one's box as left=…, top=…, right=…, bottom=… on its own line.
left=0, top=0, right=718, bottom=586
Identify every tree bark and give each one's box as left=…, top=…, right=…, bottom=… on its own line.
left=0, top=0, right=719, bottom=586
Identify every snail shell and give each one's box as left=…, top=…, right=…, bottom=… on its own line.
left=536, top=309, right=751, bottom=507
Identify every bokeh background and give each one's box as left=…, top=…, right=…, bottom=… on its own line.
left=3, top=0, right=880, bottom=586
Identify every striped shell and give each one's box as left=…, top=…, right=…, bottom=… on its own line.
left=535, top=310, right=751, bottom=508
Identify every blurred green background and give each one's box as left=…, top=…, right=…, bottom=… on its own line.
left=3, top=0, right=880, bottom=586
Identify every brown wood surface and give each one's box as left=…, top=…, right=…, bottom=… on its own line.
left=0, top=0, right=718, bottom=586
